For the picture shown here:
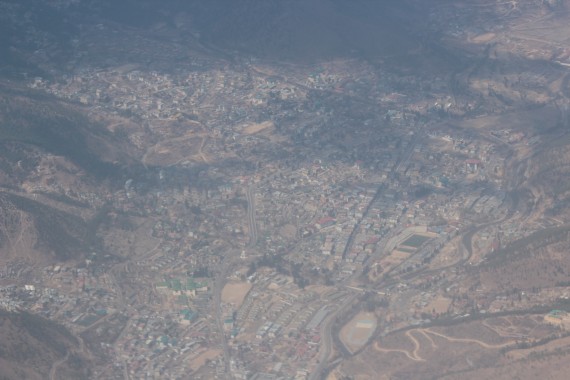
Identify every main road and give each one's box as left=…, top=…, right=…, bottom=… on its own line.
left=213, top=253, right=237, bottom=380
left=246, top=183, right=258, bottom=247
left=312, top=136, right=420, bottom=378
left=309, top=294, right=356, bottom=380
left=213, top=183, right=258, bottom=378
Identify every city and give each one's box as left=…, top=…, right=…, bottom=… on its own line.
left=1, top=1, right=570, bottom=379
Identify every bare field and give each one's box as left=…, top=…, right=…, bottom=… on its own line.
left=457, top=106, right=559, bottom=136
left=221, top=282, right=252, bottom=308
left=339, top=312, right=377, bottom=354
left=142, top=134, right=205, bottom=166
left=242, top=120, right=274, bottom=135
left=350, top=311, right=570, bottom=378
left=189, top=349, right=222, bottom=371
left=471, top=32, right=496, bottom=44
left=428, top=235, right=462, bottom=269
left=279, top=224, right=297, bottom=239
left=422, top=296, right=452, bottom=315
left=380, top=250, right=410, bottom=269
left=444, top=360, right=570, bottom=380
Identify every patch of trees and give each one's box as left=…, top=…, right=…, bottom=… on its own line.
left=501, top=331, right=570, bottom=355
left=485, top=226, right=570, bottom=265
left=190, top=266, right=211, bottom=278
left=246, top=254, right=309, bottom=288
left=361, top=292, right=389, bottom=312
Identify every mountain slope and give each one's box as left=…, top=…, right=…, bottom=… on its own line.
left=0, top=310, right=91, bottom=380
left=0, top=84, right=127, bottom=180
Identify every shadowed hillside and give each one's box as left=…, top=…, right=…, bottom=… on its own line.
left=0, top=85, right=127, bottom=180
left=0, top=192, right=104, bottom=261
left=0, top=310, right=91, bottom=380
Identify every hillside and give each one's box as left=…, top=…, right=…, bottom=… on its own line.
left=0, top=84, right=130, bottom=180
left=0, top=192, right=103, bottom=262
left=0, top=310, right=91, bottom=380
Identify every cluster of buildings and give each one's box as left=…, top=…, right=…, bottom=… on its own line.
left=3, top=2, right=569, bottom=377
left=14, top=58, right=530, bottom=376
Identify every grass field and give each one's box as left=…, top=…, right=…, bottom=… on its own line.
left=401, top=234, right=431, bottom=248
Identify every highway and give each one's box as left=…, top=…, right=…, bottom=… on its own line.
left=309, top=294, right=356, bottom=380
left=393, top=132, right=420, bottom=173
left=204, top=183, right=259, bottom=379
left=213, top=256, right=235, bottom=380
left=341, top=185, right=384, bottom=260
left=310, top=138, right=419, bottom=377
left=310, top=218, right=513, bottom=379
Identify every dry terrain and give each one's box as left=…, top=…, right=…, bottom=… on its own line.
left=221, top=281, right=252, bottom=308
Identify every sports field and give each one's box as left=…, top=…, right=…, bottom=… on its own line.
left=340, top=312, right=377, bottom=353
left=401, top=234, right=431, bottom=248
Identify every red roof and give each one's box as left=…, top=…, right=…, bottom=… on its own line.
left=316, top=216, right=335, bottom=225
left=365, top=236, right=380, bottom=245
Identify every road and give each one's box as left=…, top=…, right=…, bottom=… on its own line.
left=341, top=185, right=384, bottom=260
left=311, top=136, right=421, bottom=378
left=423, top=328, right=514, bottom=349
left=339, top=130, right=420, bottom=261
left=123, top=361, right=130, bottom=380
left=213, top=253, right=238, bottom=380
left=310, top=126, right=523, bottom=378
left=309, top=295, right=356, bottom=380
left=211, top=183, right=258, bottom=378
left=50, top=350, right=70, bottom=380
left=246, top=184, right=258, bottom=247
left=394, top=131, right=421, bottom=173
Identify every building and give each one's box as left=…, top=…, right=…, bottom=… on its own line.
left=544, top=310, right=570, bottom=329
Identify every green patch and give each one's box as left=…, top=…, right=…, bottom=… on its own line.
left=76, top=314, right=103, bottom=327
left=401, top=234, right=430, bottom=248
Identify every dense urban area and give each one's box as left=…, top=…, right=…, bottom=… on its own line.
left=2, top=1, right=570, bottom=379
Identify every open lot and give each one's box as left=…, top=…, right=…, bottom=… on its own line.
left=339, top=312, right=377, bottom=354
left=189, top=349, right=222, bottom=372
left=242, top=120, right=275, bottom=135
left=221, top=281, right=252, bottom=308
left=336, top=314, right=565, bottom=380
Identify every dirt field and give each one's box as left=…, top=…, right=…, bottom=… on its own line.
left=340, top=312, right=377, bottom=353
left=189, top=349, right=221, bottom=371
left=279, top=224, right=297, bottom=239
left=428, top=235, right=462, bottom=269
left=221, top=281, right=252, bottom=308
left=243, top=120, right=274, bottom=135
left=471, top=33, right=496, bottom=44
left=422, top=296, right=452, bottom=315
left=142, top=135, right=204, bottom=166
left=381, top=250, right=410, bottom=268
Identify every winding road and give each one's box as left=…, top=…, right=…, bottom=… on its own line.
left=373, top=327, right=514, bottom=363
left=50, top=350, right=69, bottom=380
left=309, top=295, right=356, bottom=380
